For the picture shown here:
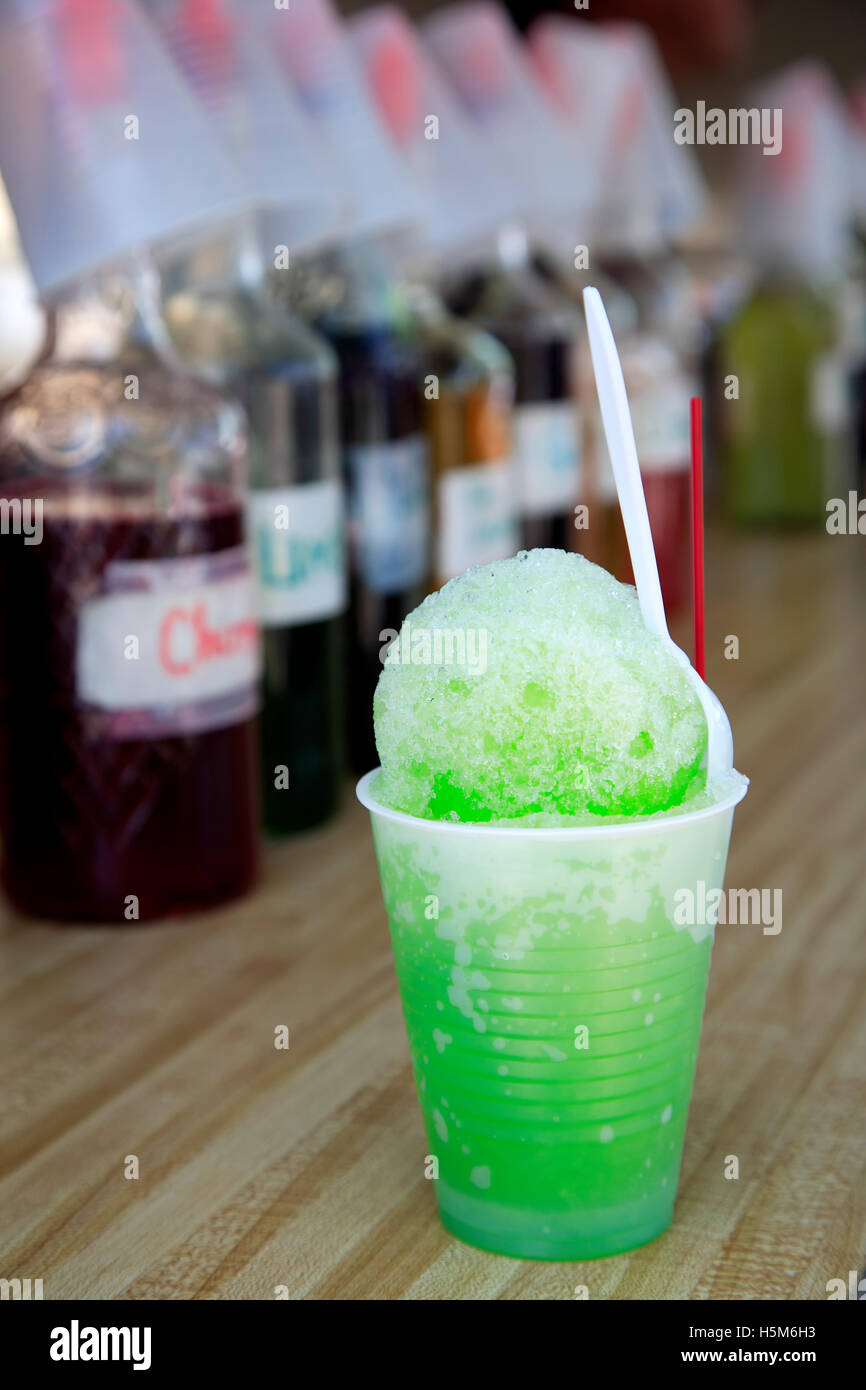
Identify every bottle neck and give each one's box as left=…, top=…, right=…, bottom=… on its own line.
left=151, top=214, right=338, bottom=384
left=754, top=254, right=839, bottom=296
left=49, top=254, right=175, bottom=366
left=496, top=223, right=531, bottom=273
left=307, top=233, right=409, bottom=333
left=158, top=214, right=268, bottom=297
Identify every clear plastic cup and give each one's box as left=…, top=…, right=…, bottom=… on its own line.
left=358, top=768, right=747, bottom=1260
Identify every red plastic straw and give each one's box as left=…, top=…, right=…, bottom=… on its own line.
left=689, top=397, right=706, bottom=681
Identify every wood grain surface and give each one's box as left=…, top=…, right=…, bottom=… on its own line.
left=1, top=527, right=864, bottom=1301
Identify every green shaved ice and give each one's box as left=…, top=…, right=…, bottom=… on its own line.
left=373, top=549, right=708, bottom=823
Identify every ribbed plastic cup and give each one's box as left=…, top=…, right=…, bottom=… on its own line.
left=357, top=768, right=747, bottom=1261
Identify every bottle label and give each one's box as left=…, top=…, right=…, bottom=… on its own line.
left=809, top=351, right=849, bottom=436
left=437, top=461, right=519, bottom=580
left=347, top=434, right=429, bottom=594
left=247, top=479, right=346, bottom=627
left=76, top=545, right=260, bottom=740
left=514, top=401, right=582, bottom=517
left=594, top=380, right=693, bottom=500
left=630, top=381, right=692, bottom=473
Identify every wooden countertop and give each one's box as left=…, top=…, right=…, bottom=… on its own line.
left=1, top=527, right=864, bottom=1301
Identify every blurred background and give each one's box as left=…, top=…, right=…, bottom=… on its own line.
left=0, top=0, right=863, bottom=922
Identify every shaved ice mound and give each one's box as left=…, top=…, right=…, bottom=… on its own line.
left=373, top=549, right=707, bottom=823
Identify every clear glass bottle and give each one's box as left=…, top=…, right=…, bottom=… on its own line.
left=161, top=231, right=345, bottom=835
left=579, top=252, right=697, bottom=614
left=345, top=5, right=520, bottom=589
left=444, top=227, right=584, bottom=552
left=280, top=237, right=430, bottom=775
left=527, top=11, right=704, bottom=614
left=407, top=284, right=518, bottom=589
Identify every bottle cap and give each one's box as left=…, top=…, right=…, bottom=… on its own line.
left=145, top=0, right=346, bottom=254
left=248, top=0, right=418, bottom=247
left=0, top=0, right=245, bottom=293
left=738, top=63, right=852, bottom=283
left=605, top=22, right=707, bottom=244
left=529, top=16, right=706, bottom=255
left=423, top=2, right=594, bottom=258
left=348, top=5, right=520, bottom=267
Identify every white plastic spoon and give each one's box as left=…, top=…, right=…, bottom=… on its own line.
left=582, top=286, right=734, bottom=778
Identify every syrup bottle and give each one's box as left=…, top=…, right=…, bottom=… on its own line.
left=149, top=0, right=347, bottom=833
left=0, top=0, right=259, bottom=920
